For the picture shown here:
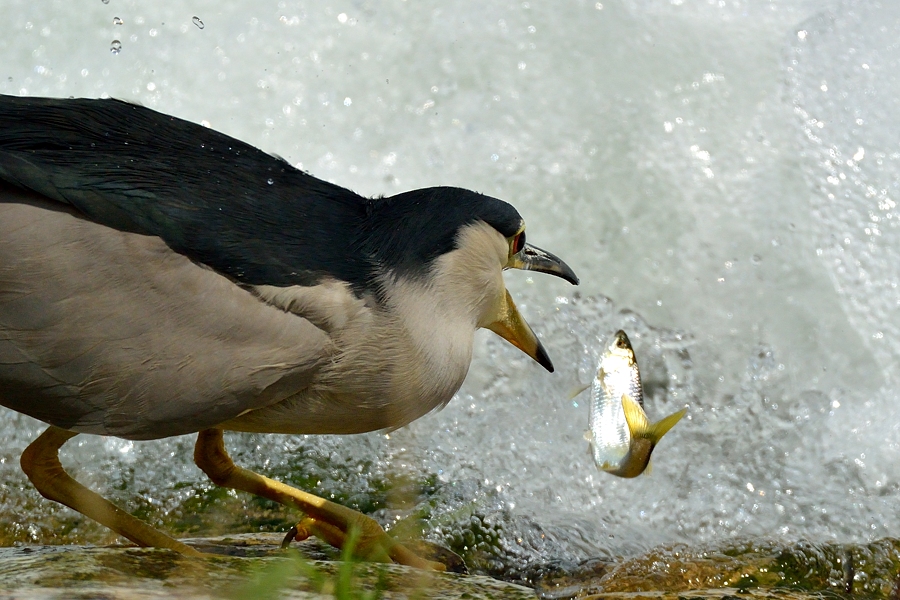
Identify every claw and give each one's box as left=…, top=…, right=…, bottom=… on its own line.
left=281, top=525, right=299, bottom=549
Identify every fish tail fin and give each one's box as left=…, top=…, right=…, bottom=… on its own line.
left=647, top=407, right=687, bottom=443
left=621, top=395, right=687, bottom=444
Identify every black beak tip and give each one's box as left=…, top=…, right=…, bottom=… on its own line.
left=536, top=341, right=554, bottom=373
left=560, top=260, right=580, bottom=286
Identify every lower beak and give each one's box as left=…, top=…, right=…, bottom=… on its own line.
left=507, top=243, right=579, bottom=285
left=486, top=289, right=554, bottom=372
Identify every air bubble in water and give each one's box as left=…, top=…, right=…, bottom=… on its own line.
left=110, top=40, right=122, bottom=54
left=101, top=0, right=109, bottom=4
left=113, top=17, right=123, bottom=25
left=192, top=16, right=204, bottom=29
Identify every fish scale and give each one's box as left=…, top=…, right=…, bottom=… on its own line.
left=586, top=330, right=687, bottom=478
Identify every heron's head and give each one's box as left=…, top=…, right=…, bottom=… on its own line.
left=362, top=187, right=578, bottom=372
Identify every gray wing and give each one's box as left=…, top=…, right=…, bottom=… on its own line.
left=0, top=184, right=333, bottom=440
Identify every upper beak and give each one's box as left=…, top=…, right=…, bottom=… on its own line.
left=487, top=289, right=554, bottom=372
left=507, top=243, right=579, bottom=285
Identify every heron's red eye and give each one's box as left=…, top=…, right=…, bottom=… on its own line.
left=512, top=232, right=525, bottom=255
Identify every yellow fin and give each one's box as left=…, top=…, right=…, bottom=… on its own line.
left=647, top=407, right=687, bottom=443
left=621, top=394, right=650, bottom=437
left=621, top=395, right=687, bottom=444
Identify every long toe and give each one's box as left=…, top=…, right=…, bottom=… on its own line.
left=284, top=515, right=446, bottom=571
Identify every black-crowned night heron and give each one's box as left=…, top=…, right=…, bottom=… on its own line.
left=0, top=95, right=577, bottom=570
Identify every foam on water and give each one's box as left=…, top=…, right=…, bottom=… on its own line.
left=2, top=0, right=900, bottom=577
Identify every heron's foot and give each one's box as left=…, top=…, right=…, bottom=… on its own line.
left=280, top=516, right=445, bottom=571
left=194, top=429, right=445, bottom=570
left=283, top=520, right=467, bottom=573
left=282, top=517, right=393, bottom=562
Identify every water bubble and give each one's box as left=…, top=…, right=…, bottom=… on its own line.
left=101, top=0, right=109, bottom=3
left=110, top=40, right=122, bottom=54
left=267, top=178, right=274, bottom=185
left=113, top=17, right=123, bottom=25
left=192, top=16, right=204, bottom=29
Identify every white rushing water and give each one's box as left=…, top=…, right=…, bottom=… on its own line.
left=2, top=0, right=899, bottom=571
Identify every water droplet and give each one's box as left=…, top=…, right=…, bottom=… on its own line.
left=110, top=40, right=122, bottom=54
left=113, top=17, right=123, bottom=25
left=267, top=178, right=274, bottom=185
left=192, top=16, right=204, bottom=29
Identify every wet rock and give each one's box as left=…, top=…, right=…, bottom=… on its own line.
left=0, top=533, right=534, bottom=600
left=540, top=538, right=900, bottom=600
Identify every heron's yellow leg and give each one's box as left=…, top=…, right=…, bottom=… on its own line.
left=193, top=428, right=444, bottom=571
left=20, top=425, right=201, bottom=557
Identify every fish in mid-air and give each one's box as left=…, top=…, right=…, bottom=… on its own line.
left=584, top=330, right=686, bottom=478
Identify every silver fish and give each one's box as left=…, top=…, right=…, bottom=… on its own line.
left=586, top=330, right=686, bottom=478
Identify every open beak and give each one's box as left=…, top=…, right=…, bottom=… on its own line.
left=487, top=289, right=554, bottom=372
left=486, top=243, right=578, bottom=372
left=507, top=243, right=579, bottom=285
